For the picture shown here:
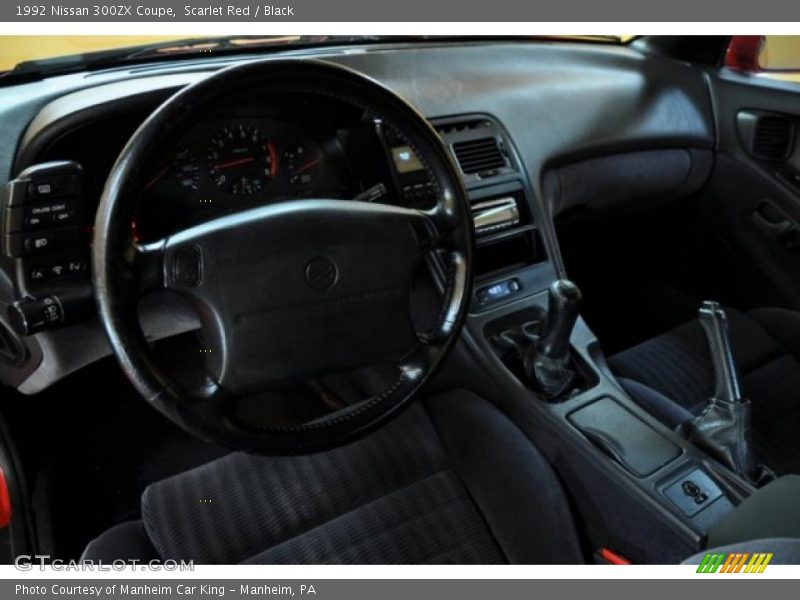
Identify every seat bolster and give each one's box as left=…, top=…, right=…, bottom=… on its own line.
left=80, top=520, right=160, bottom=562
left=616, top=377, right=695, bottom=429
left=426, top=390, right=584, bottom=564
left=748, top=308, right=800, bottom=363
left=608, top=307, right=794, bottom=417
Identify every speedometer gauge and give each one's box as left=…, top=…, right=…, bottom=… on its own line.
left=206, top=124, right=278, bottom=195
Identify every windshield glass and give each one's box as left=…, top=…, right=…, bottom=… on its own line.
left=0, top=35, right=629, bottom=77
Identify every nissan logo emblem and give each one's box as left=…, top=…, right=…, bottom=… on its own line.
left=304, top=257, right=338, bottom=290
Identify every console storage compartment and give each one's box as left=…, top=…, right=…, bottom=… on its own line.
left=568, top=397, right=681, bottom=477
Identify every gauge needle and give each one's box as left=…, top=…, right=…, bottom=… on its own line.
left=294, top=158, right=320, bottom=175
left=214, top=156, right=255, bottom=170
left=145, top=165, right=170, bottom=190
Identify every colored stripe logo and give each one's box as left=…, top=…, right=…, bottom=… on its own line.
left=696, top=552, right=773, bottom=573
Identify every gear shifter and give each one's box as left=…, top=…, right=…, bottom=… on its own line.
left=683, top=301, right=771, bottom=484
left=523, top=279, right=582, bottom=399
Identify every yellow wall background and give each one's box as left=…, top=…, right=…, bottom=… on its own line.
left=0, top=35, right=187, bottom=71
left=761, top=35, right=800, bottom=70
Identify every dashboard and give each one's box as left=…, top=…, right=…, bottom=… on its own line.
left=0, top=41, right=716, bottom=394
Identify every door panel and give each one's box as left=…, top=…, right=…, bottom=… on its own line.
left=705, top=70, right=800, bottom=310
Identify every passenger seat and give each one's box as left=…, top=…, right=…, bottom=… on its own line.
left=608, top=308, right=800, bottom=475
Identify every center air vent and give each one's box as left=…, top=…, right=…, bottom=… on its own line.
left=737, top=110, right=795, bottom=162
left=431, top=114, right=517, bottom=183
left=452, top=137, right=508, bottom=175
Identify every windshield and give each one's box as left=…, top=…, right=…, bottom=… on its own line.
left=0, top=35, right=629, bottom=78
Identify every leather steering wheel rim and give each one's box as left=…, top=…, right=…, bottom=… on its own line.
left=93, top=59, right=473, bottom=454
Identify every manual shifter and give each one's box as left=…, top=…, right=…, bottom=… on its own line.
left=523, top=279, right=582, bottom=399
left=683, top=301, right=771, bottom=485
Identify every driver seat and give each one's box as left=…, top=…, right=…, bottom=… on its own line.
left=82, top=391, right=585, bottom=564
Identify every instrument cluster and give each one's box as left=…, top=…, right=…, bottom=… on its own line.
left=137, top=116, right=354, bottom=239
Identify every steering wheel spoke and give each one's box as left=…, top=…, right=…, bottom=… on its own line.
left=425, top=188, right=460, bottom=236
left=131, top=240, right=166, bottom=295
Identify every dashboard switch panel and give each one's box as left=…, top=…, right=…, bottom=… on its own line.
left=2, top=161, right=86, bottom=283
left=2, top=161, right=92, bottom=333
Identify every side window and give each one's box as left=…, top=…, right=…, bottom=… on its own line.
left=726, top=36, right=800, bottom=83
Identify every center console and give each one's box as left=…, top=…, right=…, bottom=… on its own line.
left=437, top=114, right=781, bottom=562
left=427, top=115, right=555, bottom=312
left=467, top=285, right=753, bottom=560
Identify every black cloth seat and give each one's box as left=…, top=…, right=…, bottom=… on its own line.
left=608, top=307, right=800, bottom=475
left=82, top=391, right=585, bottom=564
left=82, top=387, right=800, bottom=565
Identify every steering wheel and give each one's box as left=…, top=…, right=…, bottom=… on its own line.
left=92, top=59, right=474, bottom=454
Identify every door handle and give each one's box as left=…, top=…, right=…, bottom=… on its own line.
left=751, top=201, right=794, bottom=239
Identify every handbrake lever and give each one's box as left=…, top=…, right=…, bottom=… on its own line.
left=699, top=301, right=743, bottom=406
left=683, top=301, right=771, bottom=484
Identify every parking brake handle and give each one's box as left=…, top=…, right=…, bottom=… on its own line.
left=683, top=301, right=765, bottom=483
left=700, top=301, right=743, bottom=406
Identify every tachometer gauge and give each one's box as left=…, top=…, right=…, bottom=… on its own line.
left=206, top=124, right=278, bottom=195
left=283, top=144, right=320, bottom=186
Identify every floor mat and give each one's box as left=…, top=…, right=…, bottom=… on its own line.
left=2, top=359, right=230, bottom=559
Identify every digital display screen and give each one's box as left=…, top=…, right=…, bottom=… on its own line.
left=476, top=278, right=520, bottom=306
left=391, top=145, right=424, bottom=174
left=485, top=282, right=511, bottom=298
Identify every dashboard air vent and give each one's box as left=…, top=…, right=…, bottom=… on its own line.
left=452, top=137, right=508, bottom=175
left=752, top=115, right=794, bottom=161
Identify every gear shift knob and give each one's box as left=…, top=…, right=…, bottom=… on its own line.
left=524, top=279, right=582, bottom=399
left=537, top=279, right=582, bottom=360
